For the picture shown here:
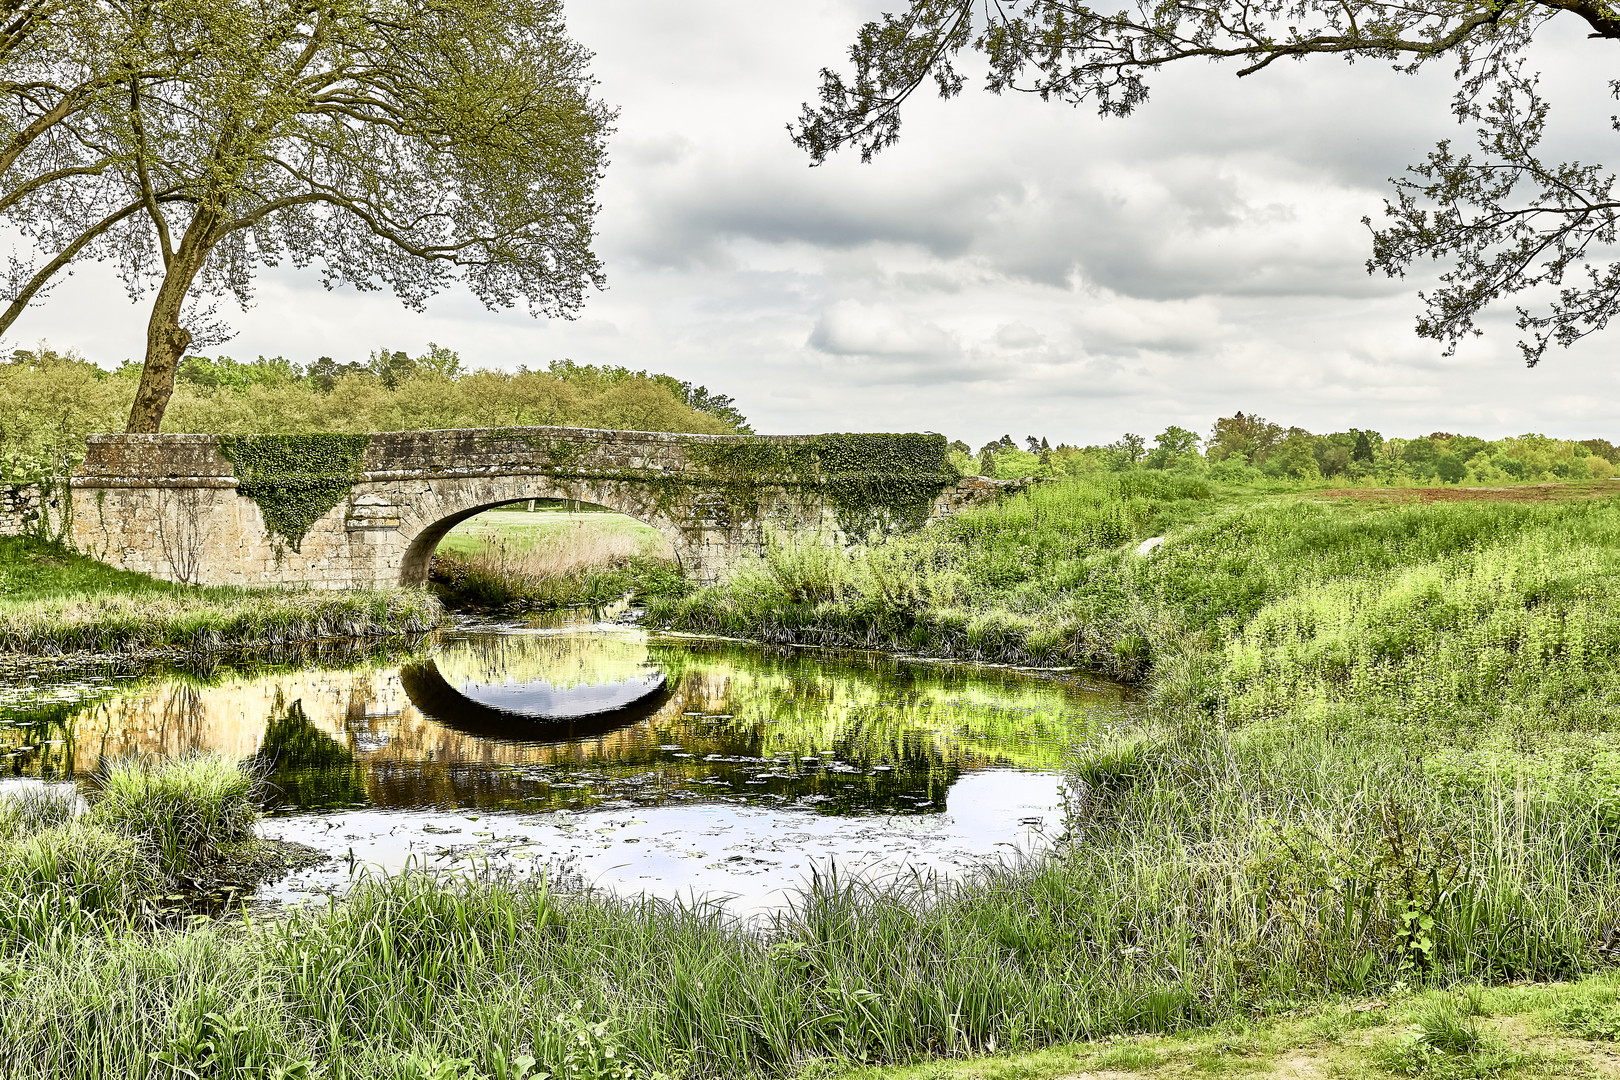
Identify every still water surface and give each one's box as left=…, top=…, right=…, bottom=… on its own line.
left=0, top=616, right=1130, bottom=911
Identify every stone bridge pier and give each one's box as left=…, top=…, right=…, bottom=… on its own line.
left=70, top=427, right=1004, bottom=589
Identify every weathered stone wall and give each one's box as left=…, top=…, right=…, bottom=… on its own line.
left=0, top=483, right=43, bottom=537
left=929, top=474, right=1036, bottom=518
left=71, top=426, right=993, bottom=589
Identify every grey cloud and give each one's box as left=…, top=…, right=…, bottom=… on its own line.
left=606, top=128, right=1424, bottom=303
left=994, top=322, right=1044, bottom=348
left=16, top=0, right=1620, bottom=454
left=808, top=300, right=961, bottom=359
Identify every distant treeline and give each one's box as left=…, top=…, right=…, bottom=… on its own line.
left=959, top=412, right=1620, bottom=485
left=0, top=346, right=749, bottom=482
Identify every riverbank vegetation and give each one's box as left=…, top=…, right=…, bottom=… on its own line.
left=0, top=535, right=442, bottom=655
left=7, top=451, right=1620, bottom=1075
left=430, top=506, right=686, bottom=611
left=0, top=755, right=294, bottom=947
left=633, top=473, right=1620, bottom=1061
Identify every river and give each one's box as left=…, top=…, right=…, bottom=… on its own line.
left=0, top=613, right=1130, bottom=912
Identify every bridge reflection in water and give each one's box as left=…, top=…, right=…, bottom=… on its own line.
left=1, top=624, right=1128, bottom=819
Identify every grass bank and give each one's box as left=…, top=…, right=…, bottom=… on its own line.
left=0, top=535, right=443, bottom=654
left=4, top=476, right=1620, bottom=1077
left=842, top=976, right=1620, bottom=1080
left=2, top=854, right=1616, bottom=1079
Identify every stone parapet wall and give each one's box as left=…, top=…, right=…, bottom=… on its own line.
left=74, top=433, right=237, bottom=487
left=930, top=475, right=1037, bottom=518
left=0, top=483, right=43, bottom=536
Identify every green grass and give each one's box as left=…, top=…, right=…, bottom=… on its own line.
left=430, top=509, right=685, bottom=610
left=435, top=508, right=666, bottom=558
left=5, top=474, right=1620, bottom=1078
left=0, top=818, right=159, bottom=913
left=0, top=534, right=204, bottom=602
left=0, top=755, right=273, bottom=951
left=0, top=535, right=444, bottom=654
left=0, top=856, right=1612, bottom=1080
left=829, top=977, right=1620, bottom=1080
left=90, top=754, right=261, bottom=878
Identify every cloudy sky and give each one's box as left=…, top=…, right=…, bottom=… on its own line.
left=19, top=1, right=1620, bottom=448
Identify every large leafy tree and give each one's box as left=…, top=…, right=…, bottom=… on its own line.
left=2, top=0, right=612, bottom=432
left=0, top=0, right=158, bottom=337
left=793, top=0, right=1620, bottom=366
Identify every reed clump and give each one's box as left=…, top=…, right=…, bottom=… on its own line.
left=432, top=531, right=684, bottom=610
left=0, top=755, right=266, bottom=947
left=90, top=754, right=261, bottom=879
left=0, top=819, right=160, bottom=913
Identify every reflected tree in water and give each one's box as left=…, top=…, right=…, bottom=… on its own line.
left=255, top=697, right=367, bottom=811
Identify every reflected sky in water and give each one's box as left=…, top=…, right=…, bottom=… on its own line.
left=0, top=617, right=1130, bottom=910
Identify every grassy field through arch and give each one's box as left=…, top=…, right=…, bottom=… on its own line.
left=429, top=504, right=684, bottom=611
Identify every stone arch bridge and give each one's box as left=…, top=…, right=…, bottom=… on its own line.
left=69, top=427, right=1007, bottom=588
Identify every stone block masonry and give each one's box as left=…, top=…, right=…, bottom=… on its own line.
left=70, top=426, right=1015, bottom=589
left=0, top=484, right=45, bottom=537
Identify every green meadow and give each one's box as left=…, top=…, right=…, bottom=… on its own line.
left=2, top=471, right=1620, bottom=1077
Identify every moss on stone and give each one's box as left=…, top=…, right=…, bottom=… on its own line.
left=217, top=434, right=372, bottom=551
left=685, top=433, right=954, bottom=536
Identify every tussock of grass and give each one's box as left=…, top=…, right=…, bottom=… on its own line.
left=0, top=820, right=160, bottom=911
left=0, top=784, right=78, bottom=839
left=91, top=754, right=260, bottom=878
left=0, top=756, right=273, bottom=951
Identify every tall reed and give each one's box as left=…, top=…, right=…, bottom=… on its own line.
left=432, top=532, right=682, bottom=609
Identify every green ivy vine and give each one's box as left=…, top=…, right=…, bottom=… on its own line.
left=217, top=434, right=372, bottom=551
left=685, top=433, right=954, bottom=536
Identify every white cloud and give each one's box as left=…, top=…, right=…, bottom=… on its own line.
left=808, top=300, right=959, bottom=359
left=9, top=0, right=1620, bottom=447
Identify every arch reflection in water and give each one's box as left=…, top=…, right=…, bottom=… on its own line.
left=0, top=629, right=1129, bottom=819
left=400, top=630, right=671, bottom=740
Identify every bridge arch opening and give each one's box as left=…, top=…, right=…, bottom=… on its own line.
left=401, top=497, right=681, bottom=590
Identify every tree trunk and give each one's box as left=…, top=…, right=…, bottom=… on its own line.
left=125, top=244, right=206, bottom=434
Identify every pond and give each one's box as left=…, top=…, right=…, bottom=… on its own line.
left=0, top=616, right=1131, bottom=912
